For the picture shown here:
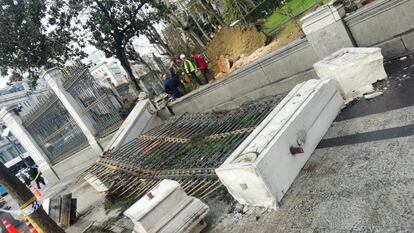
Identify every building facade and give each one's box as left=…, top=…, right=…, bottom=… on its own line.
left=0, top=81, right=48, bottom=166
left=90, top=61, right=129, bottom=87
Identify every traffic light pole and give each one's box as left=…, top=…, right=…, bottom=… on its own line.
left=0, top=162, right=64, bottom=233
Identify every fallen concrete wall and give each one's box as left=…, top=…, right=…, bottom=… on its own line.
left=216, top=79, right=343, bottom=209
left=164, top=39, right=319, bottom=116
left=345, top=0, right=414, bottom=59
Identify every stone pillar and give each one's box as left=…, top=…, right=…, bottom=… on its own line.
left=0, top=108, right=60, bottom=184
left=42, top=68, right=103, bottom=155
left=301, top=1, right=355, bottom=59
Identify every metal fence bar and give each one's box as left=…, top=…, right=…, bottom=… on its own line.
left=85, top=95, right=286, bottom=201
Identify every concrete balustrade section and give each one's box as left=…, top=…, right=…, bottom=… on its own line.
left=344, top=0, right=414, bottom=59
left=216, top=79, right=343, bottom=209
left=104, top=99, right=162, bottom=152
left=124, top=180, right=209, bottom=233
left=301, top=1, right=355, bottom=59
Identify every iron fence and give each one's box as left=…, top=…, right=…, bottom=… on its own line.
left=82, top=94, right=286, bottom=201
left=62, top=63, right=123, bottom=137
left=22, top=92, right=88, bottom=164
left=21, top=63, right=123, bottom=164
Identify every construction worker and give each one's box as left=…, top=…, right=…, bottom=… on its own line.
left=162, top=74, right=183, bottom=101
left=192, top=53, right=212, bottom=84
left=27, top=166, right=46, bottom=189
left=180, top=54, right=202, bottom=86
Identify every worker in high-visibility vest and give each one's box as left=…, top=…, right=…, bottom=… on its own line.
left=180, top=54, right=202, bottom=85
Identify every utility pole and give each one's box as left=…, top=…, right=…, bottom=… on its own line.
left=0, top=162, right=65, bottom=233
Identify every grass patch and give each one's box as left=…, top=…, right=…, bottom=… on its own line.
left=263, top=0, right=329, bottom=33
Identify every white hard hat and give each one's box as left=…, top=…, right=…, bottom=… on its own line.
left=180, top=54, right=186, bottom=60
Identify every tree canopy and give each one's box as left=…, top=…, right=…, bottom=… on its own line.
left=67, top=0, right=171, bottom=91
left=0, top=0, right=83, bottom=89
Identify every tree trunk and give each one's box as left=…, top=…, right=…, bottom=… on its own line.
left=116, top=42, right=141, bottom=96
left=0, top=163, right=65, bottom=232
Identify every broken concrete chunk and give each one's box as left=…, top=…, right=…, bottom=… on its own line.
left=313, top=47, right=388, bottom=103
left=364, top=91, right=383, bottom=99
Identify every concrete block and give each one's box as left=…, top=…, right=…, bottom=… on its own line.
left=52, top=145, right=98, bottom=179
left=301, top=3, right=345, bottom=35
left=306, top=21, right=355, bottom=59
left=314, top=47, right=387, bottom=102
left=377, top=37, right=409, bottom=60
left=402, top=32, right=414, bottom=52
left=216, top=79, right=343, bottom=209
left=124, top=180, right=209, bottom=233
left=261, top=42, right=318, bottom=81
left=105, top=99, right=161, bottom=151
left=345, top=0, right=414, bottom=47
left=301, top=2, right=354, bottom=59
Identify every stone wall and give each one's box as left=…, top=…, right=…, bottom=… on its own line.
left=162, top=39, right=319, bottom=116
left=344, top=0, right=414, bottom=59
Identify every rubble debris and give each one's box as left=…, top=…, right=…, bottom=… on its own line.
left=364, top=91, right=383, bottom=99
left=233, top=203, right=244, bottom=214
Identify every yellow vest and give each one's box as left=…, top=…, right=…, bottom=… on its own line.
left=184, top=59, right=196, bottom=73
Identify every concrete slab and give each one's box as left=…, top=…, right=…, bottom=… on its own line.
left=217, top=79, right=343, bottom=209
left=402, top=31, right=414, bottom=52
left=376, top=37, right=409, bottom=60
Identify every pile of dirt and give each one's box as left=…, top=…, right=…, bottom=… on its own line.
left=229, top=20, right=304, bottom=73
left=206, top=25, right=267, bottom=76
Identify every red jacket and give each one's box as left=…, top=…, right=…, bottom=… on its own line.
left=191, top=54, right=208, bottom=70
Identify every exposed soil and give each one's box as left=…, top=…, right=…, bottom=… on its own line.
left=229, top=20, right=304, bottom=73
left=206, top=25, right=266, bottom=75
